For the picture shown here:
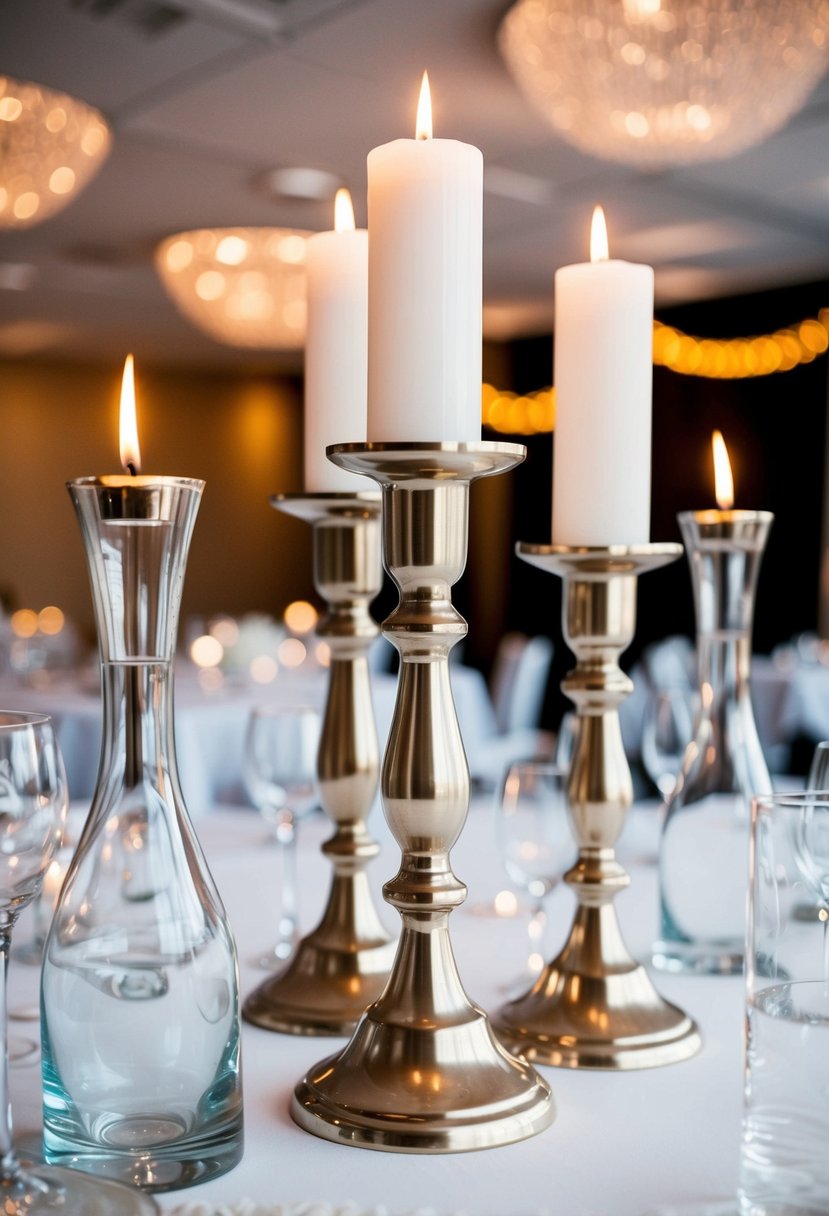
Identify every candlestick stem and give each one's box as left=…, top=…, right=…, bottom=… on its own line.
left=292, top=443, right=555, bottom=1152
left=494, top=544, right=702, bottom=1070
left=243, top=493, right=395, bottom=1035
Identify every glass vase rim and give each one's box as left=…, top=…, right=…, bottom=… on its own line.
left=677, top=508, right=774, bottom=525
left=752, top=790, right=829, bottom=813
left=67, top=474, right=205, bottom=491
left=502, top=759, right=569, bottom=777
left=0, top=710, right=53, bottom=731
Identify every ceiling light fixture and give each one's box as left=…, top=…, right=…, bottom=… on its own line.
left=154, top=227, right=311, bottom=349
left=260, top=166, right=343, bottom=202
left=499, top=0, right=829, bottom=167
left=0, top=75, right=111, bottom=229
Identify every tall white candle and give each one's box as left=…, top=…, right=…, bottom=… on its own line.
left=552, top=206, right=653, bottom=546
left=304, top=188, right=372, bottom=491
left=367, top=73, right=482, bottom=442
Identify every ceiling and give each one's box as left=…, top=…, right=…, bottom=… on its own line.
left=2, top=0, right=829, bottom=369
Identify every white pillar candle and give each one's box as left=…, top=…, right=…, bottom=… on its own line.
left=304, top=189, right=373, bottom=492
left=552, top=206, right=653, bottom=546
left=366, top=73, right=482, bottom=442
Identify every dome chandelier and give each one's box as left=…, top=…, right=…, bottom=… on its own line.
left=0, top=75, right=111, bottom=228
left=499, top=0, right=829, bottom=167
left=155, top=227, right=311, bottom=349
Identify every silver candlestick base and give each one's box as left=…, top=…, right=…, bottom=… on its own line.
left=243, top=492, right=395, bottom=1036
left=494, top=544, right=702, bottom=1071
left=291, top=443, right=556, bottom=1153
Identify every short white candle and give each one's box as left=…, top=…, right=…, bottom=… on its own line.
left=367, top=73, right=483, bottom=442
left=552, top=206, right=653, bottom=546
left=304, top=189, right=372, bottom=492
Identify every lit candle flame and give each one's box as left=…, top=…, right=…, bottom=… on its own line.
left=119, top=354, right=141, bottom=475
left=416, top=71, right=432, bottom=140
left=712, top=429, right=734, bottom=509
left=590, top=205, right=609, bottom=263
left=334, top=187, right=355, bottom=234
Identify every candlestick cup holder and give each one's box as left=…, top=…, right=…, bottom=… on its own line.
left=41, top=477, right=243, bottom=1192
left=494, top=544, right=701, bottom=1070
left=243, top=492, right=395, bottom=1035
left=292, top=442, right=555, bottom=1153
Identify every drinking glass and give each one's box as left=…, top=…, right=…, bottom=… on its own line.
left=740, top=791, right=829, bottom=1214
left=641, top=688, right=694, bottom=801
left=0, top=712, right=156, bottom=1214
left=243, top=705, right=321, bottom=970
left=494, top=761, right=575, bottom=986
left=807, top=739, right=829, bottom=791
left=553, top=710, right=577, bottom=773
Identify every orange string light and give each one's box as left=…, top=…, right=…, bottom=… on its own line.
left=482, top=308, right=829, bottom=434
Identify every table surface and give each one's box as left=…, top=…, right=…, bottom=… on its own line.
left=9, top=799, right=744, bottom=1216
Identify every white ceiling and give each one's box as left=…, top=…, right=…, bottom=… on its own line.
left=2, top=0, right=829, bottom=368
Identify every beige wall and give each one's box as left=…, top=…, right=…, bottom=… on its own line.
left=0, top=359, right=311, bottom=643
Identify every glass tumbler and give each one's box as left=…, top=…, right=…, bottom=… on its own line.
left=740, top=791, right=829, bottom=1215
left=41, top=476, right=243, bottom=1192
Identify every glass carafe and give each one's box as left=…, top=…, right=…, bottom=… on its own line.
left=653, top=509, right=773, bottom=975
left=41, top=476, right=243, bottom=1191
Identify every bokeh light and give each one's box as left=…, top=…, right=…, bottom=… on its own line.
left=284, top=600, right=318, bottom=635
left=277, top=638, right=307, bottom=668
left=37, top=605, right=64, bottom=635
left=190, top=635, right=224, bottom=668
left=10, top=609, right=37, bottom=638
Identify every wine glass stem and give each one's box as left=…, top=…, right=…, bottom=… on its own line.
left=276, top=811, right=298, bottom=953
left=528, top=901, right=546, bottom=969
left=0, top=925, right=21, bottom=1185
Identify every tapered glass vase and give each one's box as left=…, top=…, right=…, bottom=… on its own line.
left=653, top=509, right=773, bottom=975
left=41, top=476, right=243, bottom=1192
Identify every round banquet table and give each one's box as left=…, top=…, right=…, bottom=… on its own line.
left=8, top=799, right=744, bottom=1216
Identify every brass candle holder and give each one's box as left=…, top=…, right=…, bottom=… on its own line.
left=292, top=443, right=555, bottom=1153
left=243, top=492, right=395, bottom=1035
left=493, top=544, right=702, bottom=1070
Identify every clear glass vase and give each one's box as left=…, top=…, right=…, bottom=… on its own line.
left=653, top=509, right=773, bottom=976
left=41, top=476, right=243, bottom=1192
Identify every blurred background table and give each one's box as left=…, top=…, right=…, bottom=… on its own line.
left=9, top=799, right=743, bottom=1216
left=0, top=660, right=500, bottom=810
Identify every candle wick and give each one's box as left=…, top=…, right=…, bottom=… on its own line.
left=127, top=461, right=137, bottom=477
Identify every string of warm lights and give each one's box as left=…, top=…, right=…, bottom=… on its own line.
left=653, top=309, right=829, bottom=379
left=482, top=308, right=829, bottom=434
left=481, top=382, right=556, bottom=435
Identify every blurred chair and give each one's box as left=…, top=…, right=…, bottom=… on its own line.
left=641, top=634, right=695, bottom=691
left=468, top=633, right=555, bottom=788
left=491, top=632, right=554, bottom=735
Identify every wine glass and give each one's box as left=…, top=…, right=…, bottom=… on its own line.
left=494, top=761, right=575, bottom=991
left=553, top=711, right=577, bottom=772
left=641, top=688, right=694, bottom=801
left=0, top=711, right=156, bottom=1214
left=243, top=704, right=321, bottom=970
left=790, top=740, right=829, bottom=927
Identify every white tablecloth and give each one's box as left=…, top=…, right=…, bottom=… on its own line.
left=0, top=663, right=499, bottom=812
left=10, top=802, right=744, bottom=1216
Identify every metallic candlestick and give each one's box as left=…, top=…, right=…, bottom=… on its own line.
left=494, top=544, right=702, bottom=1070
left=243, top=492, right=396, bottom=1035
left=292, top=443, right=555, bottom=1153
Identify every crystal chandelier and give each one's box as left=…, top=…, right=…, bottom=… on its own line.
left=499, top=0, right=829, bottom=166
left=155, top=228, right=311, bottom=349
left=0, top=75, right=111, bottom=229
